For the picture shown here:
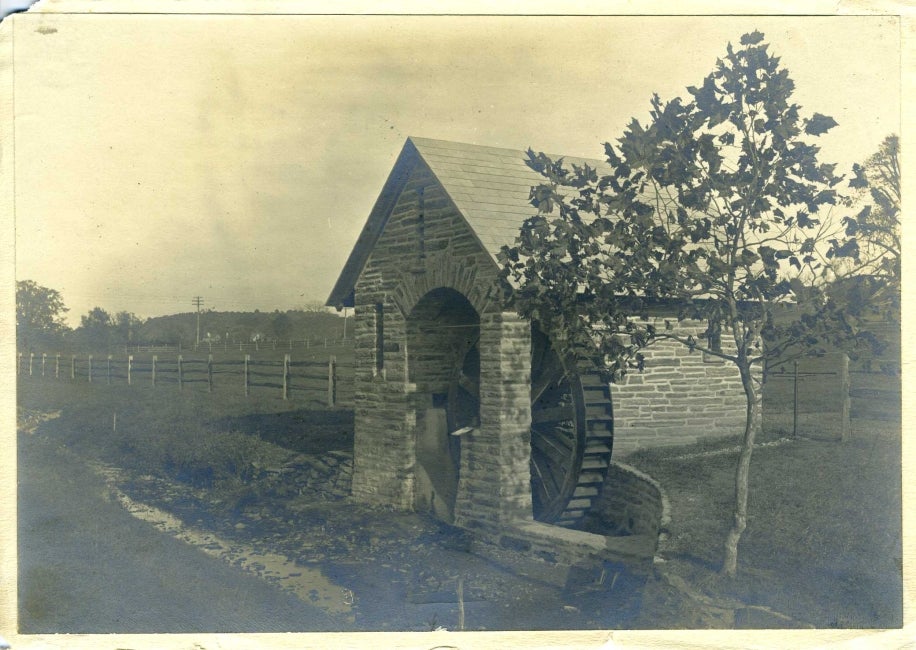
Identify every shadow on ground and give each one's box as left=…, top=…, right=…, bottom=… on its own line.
left=211, top=409, right=354, bottom=455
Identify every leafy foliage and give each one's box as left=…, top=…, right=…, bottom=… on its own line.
left=501, top=33, right=856, bottom=380
left=77, top=306, right=115, bottom=349
left=499, top=32, right=878, bottom=576
left=827, top=134, right=900, bottom=323
left=16, top=280, right=70, bottom=349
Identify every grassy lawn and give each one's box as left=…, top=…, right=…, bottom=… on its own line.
left=18, top=370, right=903, bottom=629
left=17, top=377, right=354, bottom=512
left=627, top=422, right=902, bottom=628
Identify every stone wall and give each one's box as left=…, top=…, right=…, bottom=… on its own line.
left=580, top=461, right=668, bottom=539
left=612, top=319, right=749, bottom=455
left=468, top=519, right=656, bottom=588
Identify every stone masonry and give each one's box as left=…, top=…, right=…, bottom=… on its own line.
left=349, top=161, right=533, bottom=528
left=612, top=318, right=749, bottom=455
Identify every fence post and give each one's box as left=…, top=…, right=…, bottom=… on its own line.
left=152, top=355, right=157, bottom=387
left=107, top=356, right=112, bottom=385
left=282, top=354, right=290, bottom=400
left=792, top=360, right=798, bottom=437
left=328, top=355, right=337, bottom=407
left=244, top=354, right=250, bottom=396
left=840, top=354, right=851, bottom=442
left=207, top=355, right=213, bottom=393
left=128, top=355, right=133, bottom=385
left=88, top=355, right=93, bottom=383
left=41, top=353, right=46, bottom=378
left=306, top=337, right=310, bottom=350
left=17, top=352, right=21, bottom=376
left=178, top=355, right=183, bottom=390
left=29, top=353, right=34, bottom=377
left=55, top=354, right=60, bottom=380
left=71, top=355, right=76, bottom=381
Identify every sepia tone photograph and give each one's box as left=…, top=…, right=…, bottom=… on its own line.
left=2, top=3, right=906, bottom=648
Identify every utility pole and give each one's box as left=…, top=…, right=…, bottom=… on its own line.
left=192, top=296, right=204, bottom=348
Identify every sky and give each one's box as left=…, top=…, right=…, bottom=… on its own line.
left=6, top=11, right=901, bottom=327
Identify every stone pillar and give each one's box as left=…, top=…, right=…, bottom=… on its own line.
left=350, top=301, right=415, bottom=509
left=456, top=311, right=532, bottom=528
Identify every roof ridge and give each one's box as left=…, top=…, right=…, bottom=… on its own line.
left=408, top=135, right=607, bottom=168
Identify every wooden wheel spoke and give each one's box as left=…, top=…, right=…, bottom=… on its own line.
left=529, top=327, right=613, bottom=526
left=532, top=430, right=570, bottom=467
left=531, top=404, right=574, bottom=425
left=531, top=352, right=568, bottom=405
left=531, top=451, right=562, bottom=499
left=532, top=423, right=573, bottom=450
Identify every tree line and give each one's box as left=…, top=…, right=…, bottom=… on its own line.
left=15, top=286, right=348, bottom=353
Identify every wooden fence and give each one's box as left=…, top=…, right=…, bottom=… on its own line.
left=17, top=351, right=351, bottom=407
left=110, top=338, right=349, bottom=355
left=765, top=352, right=900, bottom=439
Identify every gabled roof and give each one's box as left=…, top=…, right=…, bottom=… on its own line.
left=326, top=136, right=607, bottom=308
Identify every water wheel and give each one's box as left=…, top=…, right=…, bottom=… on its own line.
left=446, top=325, right=614, bottom=527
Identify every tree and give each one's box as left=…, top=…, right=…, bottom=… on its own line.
left=828, top=134, right=900, bottom=320
left=113, top=311, right=143, bottom=345
left=77, top=307, right=114, bottom=350
left=16, top=280, right=70, bottom=348
left=270, top=311, right=293, bottom=340
left=500, top=31, right=869, bottom=577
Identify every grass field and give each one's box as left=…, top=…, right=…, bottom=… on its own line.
left=17, top=375, right=354, bottom=513
left=16, top=343, right=904, bottom=629
left=628, top=425, right=902, bottom=628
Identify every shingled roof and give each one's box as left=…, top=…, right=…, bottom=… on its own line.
left=326, top=137, right=607, bottom=308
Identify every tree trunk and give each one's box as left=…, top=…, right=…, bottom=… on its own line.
left=721, top=361, right=762, bottom=578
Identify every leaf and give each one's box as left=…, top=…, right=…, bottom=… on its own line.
left=804, top=113, right=838, bottom=136
left=740, top=30, right=765, bottom=46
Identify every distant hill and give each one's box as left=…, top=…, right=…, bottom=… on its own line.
left=139, top=309, right=350, bottom=346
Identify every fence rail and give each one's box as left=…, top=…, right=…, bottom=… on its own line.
left=17, top=351, right=351, bottom=407
left=101, top=338, right=350, bottom=356
left=765, top=353, right=900, bottom=436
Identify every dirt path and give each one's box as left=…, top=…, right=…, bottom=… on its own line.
left=17, top=408, right=647, bottom=633
left=18, top=431, right=349, bottom=633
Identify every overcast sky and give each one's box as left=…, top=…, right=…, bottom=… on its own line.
left=8, top=12, right=900, bottom=326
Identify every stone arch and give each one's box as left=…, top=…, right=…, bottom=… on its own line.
left=390, top=251, right=496, bottom=319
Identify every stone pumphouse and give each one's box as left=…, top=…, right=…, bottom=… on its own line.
left=327, top=137, right=747, bottom=547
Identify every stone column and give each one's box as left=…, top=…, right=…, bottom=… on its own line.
left=456, top=311, right=532, bottom=528
left=350, top=300, right=415, bottom=509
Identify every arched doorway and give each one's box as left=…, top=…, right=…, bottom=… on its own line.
left=406, top=288, right=480, bottom=523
